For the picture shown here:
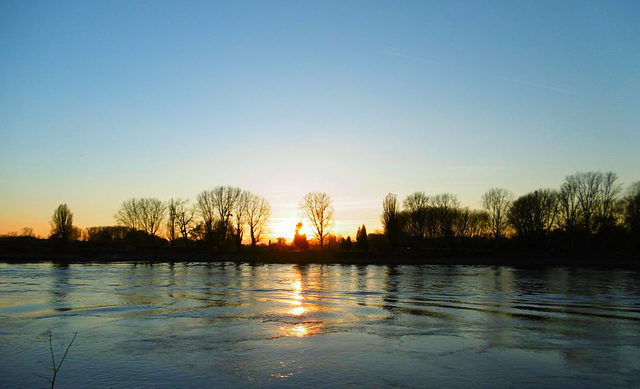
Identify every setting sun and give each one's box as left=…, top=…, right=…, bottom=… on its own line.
left=268, top=218, right=313, bottom=242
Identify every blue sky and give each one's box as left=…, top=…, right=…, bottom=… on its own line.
left=1, top=0, right=639, bottom=238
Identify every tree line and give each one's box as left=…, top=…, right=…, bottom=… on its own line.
left=15, top=170, right=639, bottom=256
left=381, top=171, right=640, bottom=254
left=102, top=186, right=272, bottom=250
left=29, top=186, right=272, bottom=250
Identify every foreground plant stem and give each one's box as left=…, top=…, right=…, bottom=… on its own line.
left=32, top=331, right=77, bottom=389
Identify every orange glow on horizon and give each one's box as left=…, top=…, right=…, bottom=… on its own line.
left=267, top=218, right=314, bottom=242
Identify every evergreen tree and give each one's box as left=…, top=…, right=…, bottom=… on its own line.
left=356, top=224, right=369, bottom=250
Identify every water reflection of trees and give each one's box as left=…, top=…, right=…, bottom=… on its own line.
left=49, top=263, right=73, bottom=310
left=495, top=267, right=640, bottom=374
left=382, top=266, right=400, bottom=314
left=119, top=263, right=162, bottom=307
left=355, top=265, right=368, bottom=306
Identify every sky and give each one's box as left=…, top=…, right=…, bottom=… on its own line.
left=1, top=0, right=639, bottom=240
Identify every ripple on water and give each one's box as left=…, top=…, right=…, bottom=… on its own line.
left=1, top=263, right=639, bottom=388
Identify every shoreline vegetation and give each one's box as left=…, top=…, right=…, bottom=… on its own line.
left=2, top=171, right=639, bottom=268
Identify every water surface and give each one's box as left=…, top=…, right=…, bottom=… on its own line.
left=0, top=262, right=638, bottom=388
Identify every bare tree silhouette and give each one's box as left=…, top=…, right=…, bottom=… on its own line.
left=166, top=198, right=183, bottom=243
left=299, top=192, right=334, bottom=250
left=625, top=182, right=640, bottom=242
left=571, top=172, right=603, bottom=235
left=50, top=204, right=74, bottom=244
left=246, top=193, right=271, bottom=246
left=482, top=188, right=514, bottom=239
left=433, top=193, right=460, bottom=239
left=558, top=178, right=580, bottom=234
left=597, top=172, right=622, bottom=232
left=196, top=186, right=242, bottom=248
left=176, top=200, right=196, bottom=242
left=382, top=193, right=400, bottom=249
left=166, top=198, right=194, bottom=243
left=196, top=190, right=217, bottom=244
left=114, top=199, right=140, bottom=231
left=454, top=208, right=489, bottom=238
left=233, top=190, right=250, bottom=249
left=212, top=186, right=241, bottom=245
left=115, top=198, right=165, bottom=236
left=403, top=192, right=430, bottom=241
left=508, top=189, right=559, bottom=238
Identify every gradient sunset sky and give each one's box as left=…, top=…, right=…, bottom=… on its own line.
left=1, top=1, right=639, bottom=240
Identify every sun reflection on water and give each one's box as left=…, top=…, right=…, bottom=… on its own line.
left=280, top=322, right=323, bottom=338
left=292, top=281, right=303, bottom=300
left=270, top=372, right=294, bottom=379
left=278, top=270, right=323, bottom=338
left=290, top=306, right=306, bottom=316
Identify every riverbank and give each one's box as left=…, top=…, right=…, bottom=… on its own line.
left=1, top=247, right=638, bottom=268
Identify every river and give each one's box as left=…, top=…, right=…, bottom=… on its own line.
left=0, top=262, right=638, bottom=388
